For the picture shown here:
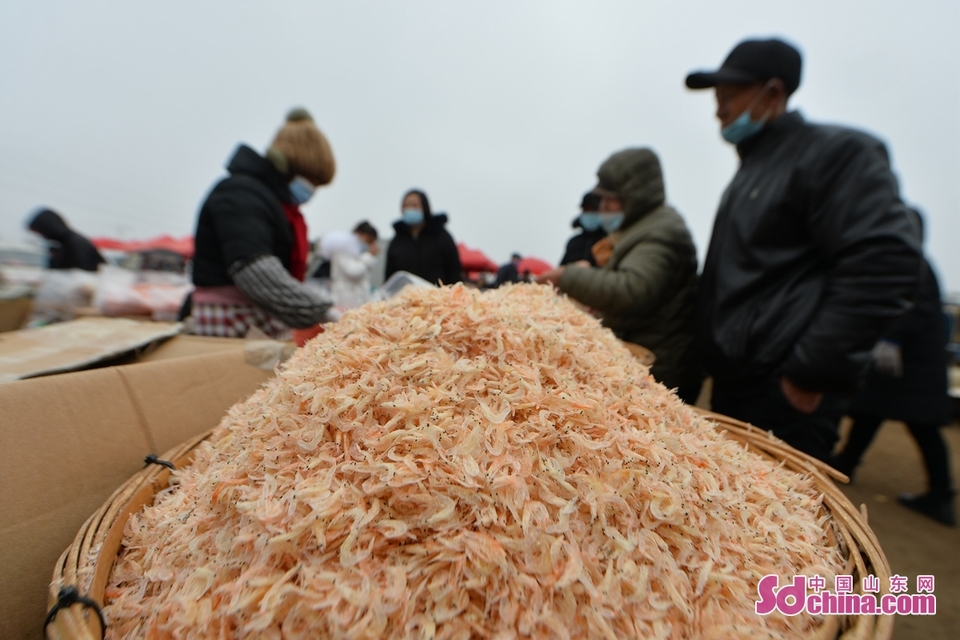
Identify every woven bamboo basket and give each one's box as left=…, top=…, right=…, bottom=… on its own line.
left=45, top=407, right=893, bottom=640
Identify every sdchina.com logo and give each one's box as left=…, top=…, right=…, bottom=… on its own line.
left=755, top=574, right=936, bottom=616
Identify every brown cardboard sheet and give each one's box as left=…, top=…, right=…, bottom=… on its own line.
left=135, top=334, right=247, bottom=363
left=0, top=294, right=32, bottom=333
left=124, top=347, right=274, bottom=455
left=0, top=349, right=273, bottom=639
left=0, top=317, right=182, bottom=383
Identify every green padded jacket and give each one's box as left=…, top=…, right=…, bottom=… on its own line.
left=558, top=148, right=700, bottom=394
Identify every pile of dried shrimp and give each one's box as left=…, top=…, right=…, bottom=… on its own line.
left=104, top=284, right=842, bottom=639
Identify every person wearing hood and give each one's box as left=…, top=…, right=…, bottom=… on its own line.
left=385, top=189, right=462, bottom=286
left=27, top=209, right=105, bottom=271
left=685, top=38, right=922, bottom=462
left=559, top=191, right=607, bottom=266
left=537, top=148, right=701, bottom=403
left=190, top=108, right=337, bottom=339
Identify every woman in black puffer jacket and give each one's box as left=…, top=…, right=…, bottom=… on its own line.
left=190, top=108, right=337, bottom=339
left=385, top=189, right=462, bottom=286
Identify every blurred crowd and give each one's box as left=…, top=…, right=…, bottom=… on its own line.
left=5, top=37, right=956, bottom=526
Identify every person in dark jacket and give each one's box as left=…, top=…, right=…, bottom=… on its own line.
left=685, top=38, right=922, bottom=461
left=27, top=209, right=105, bottom=271
left=190, top=108, right=337, bottom=339
left=537, top=148, right=701, bottom=402
left=832, top=214, right=955, bottom=525
left=560, top=192, right=607, bottom=266
left=493, top=253, right=523, bottom=287
left=385, top=189, right=462, bottom=286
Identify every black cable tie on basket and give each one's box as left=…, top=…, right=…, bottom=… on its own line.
left=44, top=586, right=106, bottom=638
left=144, top=454, right=175, bottom=470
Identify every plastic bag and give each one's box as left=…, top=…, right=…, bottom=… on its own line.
left=94, top=265, right=192, bottom=321
left=371, top=270, right=435, bottom=302
left=27, top=269, right=99, bottom=326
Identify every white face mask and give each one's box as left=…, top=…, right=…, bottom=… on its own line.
left=289, top=176, right=316, bottom=204
left=599, top=212, right=625, bottom=233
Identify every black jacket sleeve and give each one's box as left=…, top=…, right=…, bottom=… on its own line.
left=384, top=241, right=399, bottom=282
left=47, top=246, right=68, bottom=270
left=439, top=230, right=462, bottom=285
left=782, top=133, right=923, bottom=392
left=559, top=237, right=579, bottom=266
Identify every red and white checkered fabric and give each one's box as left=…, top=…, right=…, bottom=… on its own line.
left=190, top=303, right=291, bottom=340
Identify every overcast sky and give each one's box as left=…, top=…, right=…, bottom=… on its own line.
left=2, top=1, right=958, bottom=290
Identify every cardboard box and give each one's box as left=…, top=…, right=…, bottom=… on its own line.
left=135, top=334, right=248, bottom=363
left=0, top=294, right=33, bottom=333
left=0, top=346, right=274, bottom=639
left=0, top=317, right=182, bottom=384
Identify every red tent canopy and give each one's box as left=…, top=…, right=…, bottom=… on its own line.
left=516, top=256, right=553, bottom=276
left=92, top=235, right=194, bottom=258
left=457, top=243, right=498, bottom=273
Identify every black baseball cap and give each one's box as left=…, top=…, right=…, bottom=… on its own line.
left=686, top=38, right=802, bottom=95
left=580, top=191, right=602, bottom=211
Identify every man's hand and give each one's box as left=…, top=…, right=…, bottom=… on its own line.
left=871, top=339, right=903, bottom=377
left=780, top=376, right=823, bottom=414
left=535, top=266, right=565, bottom=286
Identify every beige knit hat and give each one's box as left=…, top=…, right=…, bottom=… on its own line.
left=267, top=108, right=336, bottom=186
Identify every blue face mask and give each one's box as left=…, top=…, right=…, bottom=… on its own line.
left=720, top=82, right=773, bottom=145
left=599, top=212, right=624, bottom=233
left=721, top=109, right=768, bottom=145
left=289, top=176, right=315, bottom=204
left=402, top=209, right=424, bottom=226
left=579, top=212, right=602, bottom=232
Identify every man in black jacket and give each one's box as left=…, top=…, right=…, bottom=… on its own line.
left=560, top=192, right=607, bottom=266
left=686, top=38, right=922, bottom=461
